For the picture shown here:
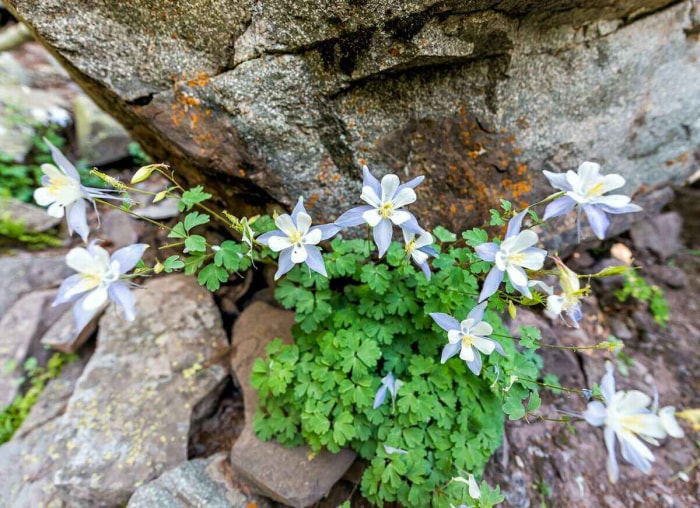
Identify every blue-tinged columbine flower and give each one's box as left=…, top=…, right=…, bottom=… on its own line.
left=33, top=140, right=124, bottom=242
left=430, top=303, right=505, bottom=376
left=546, top=256, right=584, bottom=328
left=335, top=166, right=424, bottom=257
left=475, top=210, right=546, bottom=302
left=542, top=162, right=642, bottom=240
left=257, top=197, right=338, bottom=280
left=403, top=229, right=438, bottom=279
left=53, top=241, right=148, bottom=331
left=373, top=372, right=403, bottom=410
left=582, top=362, right=683, bottom=483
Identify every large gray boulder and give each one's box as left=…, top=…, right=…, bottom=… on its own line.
left=4, top=1, right=700, bottom=229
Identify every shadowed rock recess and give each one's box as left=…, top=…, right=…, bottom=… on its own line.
left=5, top=0, right=700, bottom=227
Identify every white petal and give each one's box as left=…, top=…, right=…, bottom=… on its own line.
left=66, top=247, right=95, bottom=273
left=600, top=173, right=626, bottom=193
left=518, top=249, right=546, bottom=270
left=510, top=230, right=539, bottom=252
left=506, top=264, right=528, bottom=287
left=389, top=209, right=411, bottom=225
left=64, top=274, right=100, bottom=299
left=291, top=244, right=308, bottom=263
left=40, top=163, right=63, bottom=179
left=380, top=174, right=400, bottom=202
left=411, top=249, right=429, bottom=266
left=33, top=187, right=55, bottom=206
left=577, top=161, right=601, bottom=184
left=391, top=187, right=416, bottom=208
left=295, top=212, right=312, bottom=235
left=302, top=227, right=322, bottom=245
left=362, top=208, right=383, bottom=227
left=616, top=390, right=652, bottom=414
left=460, top=318, right=475, bottom=333
left=268, top=236, right=294, bottom=252
left=47, top=202, right=65, bottom=218
left=659, top=407, right=684, bottom=438
left=360, top=185, right=382, bottom=208
left=595, top=194, right=631, bottom=209
left=402, top=228, right=414, bottom=244
left=459, top=345, right=475, bottom=362
left=414, top=231, right=433, bottom=249
left=447, top=329, right=463, bottom=344
left=275, top=214, right=297, bottom=236
left=471, top=321, right=493, bottom=337
left=472, top=336, right=496, bottom=355
left=583, top=400, right=607, bottom=426
left=547, top=294, right=565, bottom=314
left=82, top=286, right=108, bottom=310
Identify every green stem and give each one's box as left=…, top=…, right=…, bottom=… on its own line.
left=94, top=198, right=173, bottom=232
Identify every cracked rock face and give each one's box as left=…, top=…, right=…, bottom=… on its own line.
left=6, top=0, right=700, bottom=229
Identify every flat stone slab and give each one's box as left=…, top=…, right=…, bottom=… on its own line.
left=0, top=251, right=72, bottom=319
left=230, top=300, right=356, bottom=508
left=127, top=452, right=271, bottom=508
left=0, top=197, right=62, bottom=232
left=40, top=303, right=101, bottom=354
left=52, top=275, right=230, bottom=507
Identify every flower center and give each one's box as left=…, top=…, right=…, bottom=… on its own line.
left=288, top=229, right=304, bottom=245
left=404, top=239, right=416, bottom=254
left=379, top=202, right=394, bottom=218
left=461, top=333, right=474, bottom=348
left=585, top=182, right=605, bottom=198
left=48, top=174, right=79, bottom=195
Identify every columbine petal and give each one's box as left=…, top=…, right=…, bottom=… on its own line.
left=295, top=212, right=313, bottom=235
left=600, top=362, right=616, bottom=402
left=542, top=170, right=573, bottom=191
left=506, top=264, right=528, bottom=287
left=304, top=245, right=327, bottom=276
left=33, top=186, right=54, bottom=206
left=290, top=243, right=308, bottom=264
left=380, top=174, right=400, bottom=202
left=274, top=214, right=297, bottom=236
left=108, top=281, right=136, bottom=321
left=47, top=202, right=65, bottom=218
left=619, top=433, right=654, bottom=473
left=466, top=302, right=487, bottom=323
left=577, top=161, right=601, bottom=184
left=373, top=218, right=393, bottom=257
left=54, top=274, right=91, bottom=305
left=66, top=200, right=89, bottom=242
left=600, top=174, right=626, bottom=193
left=466, top=352, right=482, bottom=376
left=290, top=197, right=306, bottom=221
left=414, top=231, right=433, bottom=249
left=73, top=294, right=100, bottom=332
left=82, top=286, right=109, bottom=311
left=430, top=313, right=461, bottom=332
left=391, top=187, right=416, bottom=208
left=506, top=209, right=528, bottom=239
left=398, top=213, right=423, bottom=234
left=604, top=426, right=619, bottom=483
left=659, top=407, right=684, bottom=438
left=274, top=248, right=295, bottom=280
left=396, top=175, right=424, bottom=192
left=373, top=384, right=388, bottom=409
left=268, top=235, right=294, bottom=252
left=583, top=400, right=607, bottom=426
left=509, top=230, right=539, bottom=252
left=302, top=227, right=322, bottom=246
left=335, top=205, right=374, bottom=228
left=66, top=247, right=95, bottom=273
left=111, top=244, right=148, bottom=274
left=46, top=139, right=80, bottom=180
left=583, top=204, right=610, bottom=239
left=441, top=341, right=461, bottom=363
left=362, top=166, right=381, bottom=198
left=518, top=247, right=546, bottom=270
left=478, top=267, right=504, bottom=302
left=595, top=194, right=632, bottom=209
left=362, top=208, right=383, bottom=227
left=598, top=202, right=643, bottom=214
left=256, top=231, right=285, bottom=245
left=389, top=209, right=411, bottom=226
left=511, top=279, right=532, bottom=299
left=472, top=336, right=496, bottom=355
left=311, top=223, right=340, bottom=241
left=475, top=243, right=499, bottom=262
left=360, top=186, right=382, bottom=208
left=459, top=345, right=475, bottom=363
left=447, top=329, right=463, bottom=344
left=543, top=196, right=577, bottom=220
left=470, top=321, right=493, bottom=337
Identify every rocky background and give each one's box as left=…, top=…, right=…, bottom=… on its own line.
left=1, top=2, right=700, bottom=508
left=3, top=0, right=700, bottom=229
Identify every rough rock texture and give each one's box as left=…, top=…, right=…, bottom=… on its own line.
left=0, top=251, right=72, bottom=318
left=0, top=197, right=62, bottom=232
left=52, top=275, right=230, bottom=507
left=40, top=303, right=101, bottom=353
left=5, top=1, right=699, bottom=227
left=73, top=94, right=132, bottom=166
left=0, top=289, right=69, bottom=407
left=0, top=353, right=90, bottom=508
left=127, top=452, right=271, bottom=508
left=230, top=301, right=356, bottom=507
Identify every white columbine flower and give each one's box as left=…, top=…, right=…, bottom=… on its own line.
left=475, top=209, right=547, bottom=302
left=546, top=256, right=584, bottom=328
left=543, top=162, right=642, bottom=240
left=53, top=241, right=148, bottom=331
left=583, top=362, right=684, bottom=483
left=256, top=197, right=338, bottom=280
left=335, top=166, right=424, bottom=257
left=430, top=302, right=505, bottom=376
left=33, top=140, right=125, bottom=242
left=403, top=229, right=438, bottom=280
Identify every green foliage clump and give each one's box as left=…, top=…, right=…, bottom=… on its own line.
left=0, top=213, right=63, bottom=250
left=250, top=235, right=542, bottom=507
left=614, top=269, right=669, bottom=327
left=0, top=353, right=78, bottom=444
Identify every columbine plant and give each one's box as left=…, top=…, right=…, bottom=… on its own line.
left=35, top=141, right=676, bottom=507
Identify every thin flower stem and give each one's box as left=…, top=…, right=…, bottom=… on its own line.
left=519, top=378, right=587, bottom=396
left=525, top=412, right=574, bottom=424
left=490, top=332, right=608, bottom=352
left=94, top=198, right=173, bottom=232
left=160, top=241, right=186, bottom=250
